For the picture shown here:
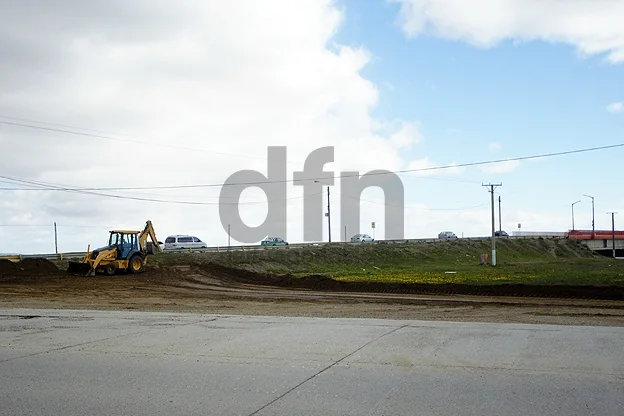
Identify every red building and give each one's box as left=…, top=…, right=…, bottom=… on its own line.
left=567, top=229, right=624, bottom=240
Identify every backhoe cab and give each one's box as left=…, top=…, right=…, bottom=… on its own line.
left=67, top=220, right=162, bottom=277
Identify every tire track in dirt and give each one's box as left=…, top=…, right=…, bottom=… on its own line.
left=139, top=264, right=624, bottom=308
left=178, top=263, right=624, bottom=302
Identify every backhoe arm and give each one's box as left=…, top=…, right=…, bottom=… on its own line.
left=139, top=220, right=162, bottom=254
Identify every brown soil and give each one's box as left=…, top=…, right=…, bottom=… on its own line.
left=0, top=260, right=623, bottom=327
left=198, top=263, right=624, bottom=300
left=0, top=258, right=64, bottom=281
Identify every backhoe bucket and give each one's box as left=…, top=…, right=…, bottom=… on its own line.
left=67, top=261, right=93, bottom=276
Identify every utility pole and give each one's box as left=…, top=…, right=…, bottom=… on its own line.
left=498, top=195, right=502, bottom=233
left=483, top=183, right=502, bottom=266
left=326, top=186, right=331, bottom=243
left=344, top=225, right=347, bottom=242
left=54, top=222, right=58, bottom=254
left=583, top=194, right=595, bottom=235
left=228, top=224, right=231, bottom=247
left=608, top=212, right=617, bottom=258
left=571, top=200, right=581, bottom=231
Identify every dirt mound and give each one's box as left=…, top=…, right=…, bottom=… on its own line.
left=0, top=259, right=20, bottom=275
left=19, top=258, right=62, bottom=274
left=0, top=258, right=63, bottom=281
left=195, top=262, right=624, bottom=300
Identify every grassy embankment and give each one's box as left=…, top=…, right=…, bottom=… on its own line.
left=150, top=238, right=624, bottom=286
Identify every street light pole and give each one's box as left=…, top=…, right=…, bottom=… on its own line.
left=571, top=200, right=580, bottom=231
left=583, top=194, right=595, bottom=234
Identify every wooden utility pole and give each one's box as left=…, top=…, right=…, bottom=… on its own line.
left=326, top=186, right=331, bottom=243
left=608, top=212, right=617, bottom=258
left=483, top=183, right=502, bottom=266
left=498, top=195, right=502, bottom=233
left=54, top=222, right=58, bottom=254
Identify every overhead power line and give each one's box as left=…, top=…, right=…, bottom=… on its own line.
left=0, top=178, right=287, bottom=201
left=0, top=141, right=621, bottom=192
left=0, top=113, right=483, bottom=187
left=0, top=175, right=490, bottom=212
left=0, top=116, right=484, bottom=187
left=0, top=224, right=117, bottom=228
left=0, top=175, right=487, bottom=211
left=0, top=115, right=125, bottom=136
left=0, top=175, right=322, bottom=206
left=0, top=174, right=483, bottom=195
left=0, top=119, right=301, bottom=165
left=0, top=116, right=476, bottom=182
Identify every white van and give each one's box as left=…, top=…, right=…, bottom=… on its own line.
left=163, top=235, right=208, bottom=250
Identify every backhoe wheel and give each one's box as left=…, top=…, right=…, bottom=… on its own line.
left=128, top=254, right=144, bottom=274
left=104, top=263, right=116, bottom=276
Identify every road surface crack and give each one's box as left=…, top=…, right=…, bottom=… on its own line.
left=247, top=323, right=410, bottom=416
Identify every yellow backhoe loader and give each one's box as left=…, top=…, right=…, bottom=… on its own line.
left=67, top=220, right=162, bottom=277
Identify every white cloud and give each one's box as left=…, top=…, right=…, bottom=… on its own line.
left=406, top=157, right=435, bottom=175
left=383, top=81, right=395, bottom=91
left=606, top=101, right=624, bottom=113
left=0, top=0, right=435, bottom=252
left=388, top=121, right=423, bottom=149
left=488, top=142, right=502, bottom=152
left=390, top=0, right=624, bottom=63
left=0, top=1, right=583, bottom=254
left=480, top=160, right=521, bottom=174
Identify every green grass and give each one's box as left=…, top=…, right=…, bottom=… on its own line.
left=149, top=238, right=624, bottom=286
left=327, top=259, right=624, bottom=286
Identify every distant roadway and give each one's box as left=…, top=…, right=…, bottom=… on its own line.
left=1, top=235, right=563, bottom=261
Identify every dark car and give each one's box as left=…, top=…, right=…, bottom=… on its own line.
left=495, top=230, right=509, bottom=237
left=260, top=237, right=289, bottom=246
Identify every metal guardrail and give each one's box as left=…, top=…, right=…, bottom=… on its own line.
left=0, top=235, right=567, bottom=261
left=0, top=252, right=89, bottom=261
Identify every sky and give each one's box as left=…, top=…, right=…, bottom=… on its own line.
left=0, top=0, right=623, bottom=254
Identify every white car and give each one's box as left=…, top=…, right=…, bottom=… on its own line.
left=351, top=233, right=374, bottom=243
left=438, top=231, right=458, bottom=239
left=163, top=235, right=208, bottom=250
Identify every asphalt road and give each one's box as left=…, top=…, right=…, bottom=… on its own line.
left=1, top=309, right=623, bottom=416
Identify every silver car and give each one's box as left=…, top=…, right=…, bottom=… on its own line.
left=438, top=231, right=458, bottom=239
left=351, top=233, right=374, bottom=243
